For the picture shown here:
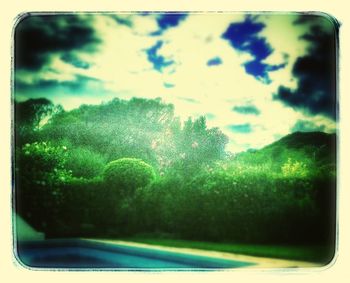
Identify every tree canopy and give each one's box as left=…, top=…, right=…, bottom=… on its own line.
left=17, top=97, right=229, bottom=176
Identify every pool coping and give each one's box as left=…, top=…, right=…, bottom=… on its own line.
left=83, top=238, right=322, bottom=269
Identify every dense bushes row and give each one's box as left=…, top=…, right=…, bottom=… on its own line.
left=15, top=142, right=335, bottom=245
left=131, top=172, right=335, bottom=244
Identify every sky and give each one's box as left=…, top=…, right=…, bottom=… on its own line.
left=14, top=12, right=338, bottom=153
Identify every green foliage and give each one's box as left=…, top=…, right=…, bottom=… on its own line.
left=15, top=142, right=72, bottom=233
left=40, top=97, right=178, bottom=167
left=15, top=98, right=63, bottom=147
left=17, top=141, right=72, bottom=185
left=51, top=177, right=110, bottom=237
left=37, top=98, right=228, bottom=176
left=166, top=116, right=228, bottom=177
left=14, top=98, right=336, bottom=248
left=103, top=158, right=156, bottom=195
left=231, top=131, right=336, bottom=178
left=15, top=98, right=62, bottom=129
left=228, top=145, right=336, bottom=184
left=281, top=158, right=309, bottom=178
left=65, top=147, right=107, bottom=178
left=129, top=169, right=333, bottom=244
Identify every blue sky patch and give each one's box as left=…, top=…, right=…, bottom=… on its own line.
left=232, top=105, right=260, bottom=115
left=177, top=97, right=200, bottom=104
left=145, top=41, right=174, bottom=72
left=61, top=53, right=90, bottom=69
left=227, top=123, right=252, bottom=133
left=243, top=61, right=286, bottom=84
left=150, top=14, right=187, bottom=36
left=222, top=17, right=286, bottom=84
left=157, top=14, right=187, bottom=29
left=205, top=113, right=216, bottom=120
left=207, top=57, right=223, bottom=66
left=164, top=82, right=175, bottom=88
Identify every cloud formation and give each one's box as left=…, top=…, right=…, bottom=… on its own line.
left=15, top=74, right=104, bottom=93
left=15, top=15, right=100, bottom=71
left=291, top=120, right=326, bottom=133
left=274, top=16, right=337, bottom=119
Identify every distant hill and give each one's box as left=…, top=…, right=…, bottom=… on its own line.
left=264, top=131, right=336, bottom=152
left=233, top=131, right=337, bottom=173
left=263, top=131, right=336, bottom=164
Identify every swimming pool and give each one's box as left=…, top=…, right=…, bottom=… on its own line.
left=16, top=239, right=255, bottom=270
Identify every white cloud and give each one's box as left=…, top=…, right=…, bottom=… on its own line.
left=258, top=14, right=312, bottom=90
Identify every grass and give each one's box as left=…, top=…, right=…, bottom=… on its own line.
left=118, top=236, right=334, bottom=264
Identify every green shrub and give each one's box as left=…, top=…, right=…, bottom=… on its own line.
left=15, top=142, right=72, bottom=233
left=18, top=142, right=70, bottom=182
left=281, top=158, right=309, bottom=178
left=65, top=147, right=106, bottom=178
left=51, top=176, right=107, bottom=237
left=126, top=168, right=328, bottom=244
left=103, top=158, right=156, bottom=195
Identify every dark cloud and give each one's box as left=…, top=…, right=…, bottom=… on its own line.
left=291, top=120, right=326, bottom=133
left=293, top=14, right=337, bottom=26
left=222, top=16, right=286, bottom=84
left=150, top=13, right=187, bottom=36
left=227, top=123, right=252, bottom=133
left=232, top=104, right=260, bottom=115
left=145, top=40, right=174, bottom=72
left=207, top=57, right=223, bottom=67
left=15, top=15, right=100, bottom=71
left=15, top=74, right=103, bottom=93
left=274, top=16, right=337, bottom=119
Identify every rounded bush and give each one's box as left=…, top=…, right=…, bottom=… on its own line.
left=103, top=158, right=156, bottom=194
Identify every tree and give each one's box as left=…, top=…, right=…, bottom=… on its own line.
left=15, top=98, right=63, bottom=130
left=15, top=98, right=63, bottom=146
left=41, top=98, right=177, bottom=167
left=168, top=116, right=229, bottom=176
left=34, top=98, right=228, bottom=176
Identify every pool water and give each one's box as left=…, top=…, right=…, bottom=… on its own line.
left=16, top=239, right=255, bottom=269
